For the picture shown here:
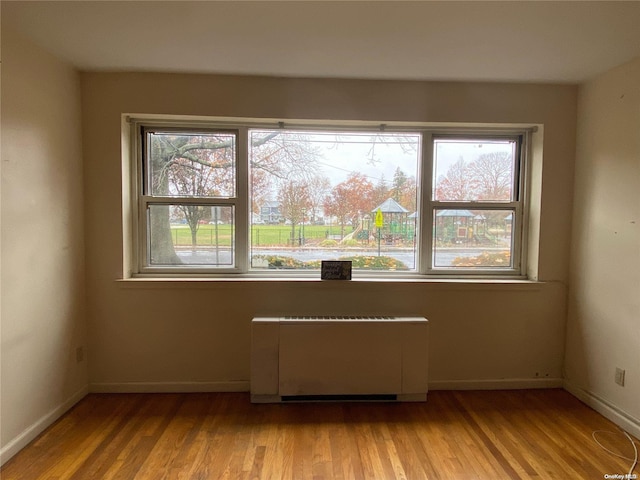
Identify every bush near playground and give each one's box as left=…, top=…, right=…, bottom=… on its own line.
left=253, top=255, right=409, bottom=271
left=451, top=251, right=511, bottom=267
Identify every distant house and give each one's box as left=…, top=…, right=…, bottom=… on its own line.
left=260, top=200, right=282, bottom=224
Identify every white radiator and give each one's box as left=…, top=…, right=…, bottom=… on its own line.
left=250, top=316, right=429, bottom=403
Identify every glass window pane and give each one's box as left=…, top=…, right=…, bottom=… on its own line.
left=147, top=132, right=236, bottom=198
left=148, top=205, right=234, bottom=266
left=433, top=209, right=514, bottom=269
left=433, top=139, right=517, bottom=202
left=249, top=130, right=420, bottom=271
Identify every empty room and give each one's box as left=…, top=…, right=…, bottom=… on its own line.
left=1, top=1, right=639, bottom=478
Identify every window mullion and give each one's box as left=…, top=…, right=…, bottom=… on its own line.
left=236, top=127, right=249, bottom=273
left=139, top=195, right=150, bottom=272
left=420, top=132, right=434, bottom=273
left=141, top=196, right=236, bottom=206
left=511, top=202, right=524, bottom=271
left=431, top=201, right=519, bottom=210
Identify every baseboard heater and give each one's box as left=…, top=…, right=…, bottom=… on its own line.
left=250, top=316, right=429, bottom=403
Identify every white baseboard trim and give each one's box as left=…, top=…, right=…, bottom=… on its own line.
left=89, top=381, right=250, bottom=393
left=429, top=377, right=564, bottom=391
left=91, top=379, right=563, bottom=394
left=563, top=380, right=640, bottom=439
left=0, top=385, right=88, bottom=467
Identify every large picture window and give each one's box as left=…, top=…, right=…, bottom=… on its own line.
left=133, top=120, right=528, bottom=278
left=248, top=130, right=420, bottom=272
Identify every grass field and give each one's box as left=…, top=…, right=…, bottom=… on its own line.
left=170, top=224, right=353, bottom=247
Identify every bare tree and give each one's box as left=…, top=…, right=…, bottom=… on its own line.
left=168, top=146, right=234, bottom=246
left=148, top=130, right=320, bottom=263
left=434, top=157, right=474, bottom=201
left=251, top=168, right=272, bottom=219
left=249, top=130, right=320, bottom=181
left=306, top=175, right=331, bottom=223
left=278, top=180, right=311, bottom=243
left=435, top=152, right=513, bottom=202
left=467, top=151, right=513, bottom=201
left=326, top=133, right=419, bottom=166
left=148, top=133, right=235, bottom=262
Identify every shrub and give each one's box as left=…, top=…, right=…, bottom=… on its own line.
left=451, top=251, right=511, bottom=267
left=341, top=239, right=360, bottom=247
left=253, top=255, right=306, bottom=269
left=319, top=239, right=339, bottom=247
left=339, top=256, right=409, bottom=270
left=252, top=254, right=409, bottom=270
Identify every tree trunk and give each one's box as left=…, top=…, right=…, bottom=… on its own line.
left=149, top=205, right=181, bottom=265
left=149, top=152, right=182, bottom=265
left=191, top=227, right=198, bottom=249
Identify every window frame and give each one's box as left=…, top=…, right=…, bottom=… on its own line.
left=135, top=125, right=249, bottom=275
left=422, top=132, right=528, bottom=276
left=130, top=118, right=531, bottom=279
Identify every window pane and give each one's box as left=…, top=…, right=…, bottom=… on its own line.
left=148, top=205, right=234, bottom=266
left=147, top=132, right=236, bottom=198
left=249, top=130, right=420, bottom=271
left=433, top=209, right=514, bottom=269
left=433, top=139, right=517, bottom=202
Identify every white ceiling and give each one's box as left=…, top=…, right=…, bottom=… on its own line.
left=3, top=1, right=640, bottom=83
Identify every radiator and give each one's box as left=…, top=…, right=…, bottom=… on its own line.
left=250, top=316, right=429, bottom=403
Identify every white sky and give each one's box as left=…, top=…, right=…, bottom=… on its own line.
left=308, top=132, right=420, bottom=186
left=305, top=133, right=515, bottom=186
left=254, top=131, right=516, bottom=200
left=434, top=139, right=515, bottom=181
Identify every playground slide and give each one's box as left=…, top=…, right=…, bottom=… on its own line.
left=340, top=219, right=364, bottom=243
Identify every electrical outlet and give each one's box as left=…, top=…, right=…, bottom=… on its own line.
left=76, top=346, right=84, bottom=363
left=615, top=367, right=625, bottom=386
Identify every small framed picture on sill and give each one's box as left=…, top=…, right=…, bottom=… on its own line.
left=321, top=261, right=352, bottom=280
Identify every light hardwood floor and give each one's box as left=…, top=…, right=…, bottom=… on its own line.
left=2, top=389, right=637, bottom=479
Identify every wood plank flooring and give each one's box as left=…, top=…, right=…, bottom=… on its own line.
left=2, top=389, right=638, bottom=479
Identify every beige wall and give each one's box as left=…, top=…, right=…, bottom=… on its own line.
left=0, top=28, right=87, bottom=463
left=81, top=73, right=576, bottom=392
left=565, top=57, right=640, bottom=429
left=3, top=8, right=639, bottom=463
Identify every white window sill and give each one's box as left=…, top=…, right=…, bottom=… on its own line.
left=117, top=275, right=543, bottom=291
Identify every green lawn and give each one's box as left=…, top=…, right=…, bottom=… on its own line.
left=170, top=224, right=233, bottom=246
left=251, top=224, right=350, bottom=246
left=170, top=224, right=352, bottom=247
